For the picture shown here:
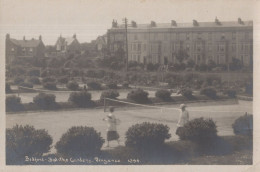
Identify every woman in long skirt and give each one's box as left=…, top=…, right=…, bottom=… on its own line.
left=103, top=106, right=120, bottom=147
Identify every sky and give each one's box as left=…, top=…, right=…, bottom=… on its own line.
left=0, top=0, right=257, bottom=45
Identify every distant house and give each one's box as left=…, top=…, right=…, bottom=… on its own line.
left=5, top=34, right=45, bottom=63
left=55, top=34, right=81, bottom=54
left=95, top=35, right=107, bottom=51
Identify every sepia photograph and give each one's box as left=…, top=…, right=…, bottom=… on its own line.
left=1, top=0, right=258, bottom=170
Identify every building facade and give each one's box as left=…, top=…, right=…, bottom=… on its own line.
left=55, top=34, right=81, bottom=54
left=107, top=18, right=253, bottom=66
left=5, top=34, right=45, bottom=64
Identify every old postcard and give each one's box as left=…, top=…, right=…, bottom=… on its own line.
left=0, top=0, right=259, bottom=171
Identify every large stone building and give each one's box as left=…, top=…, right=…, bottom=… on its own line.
left=107, top=18, right=253, bottom=67
left=5, top=34, right=45, bottom=63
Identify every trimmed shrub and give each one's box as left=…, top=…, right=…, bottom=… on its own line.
left=19, top=82, right=33, bottom=88
left=100, top=90, right=119, bottom=100
left=68, top=91, right=92, bottom=107
left=106, top=82, right=118, bottom=89
left=14, top=77, right=24, bottom=85
left=232, top=113, right=253, bottom=136
left=27, top=69, right=40, bottom=77
left=6, top=125, right=52, bottom=164
left=55, top=126, right=104, bottom=157
left=6, top=95, right=24, bottom=112
left=87, top=81, right=102, bottom=90
left=127, top=89, right=149, bottom=104
left=125, top=122, right=171, bottom=149
left=200, top=87, right=217, bottom=99
left=223, top=89, right=237, bottom=98
left=179, top=88, right=193, bottom=99
left=122, top=81, right=129, bottom=88
left=33, top=93, right=56, bottom=109
left=42, top=77, right=56, bottom=83
left=28, top=77, right=41, bottom=85
left=58, top=76, right=69, bottom=84
left=6, top=83, right=12, bottom=93
left=43, top=82, right=57, bottom=90
left=176, top=118, right=218, bottom=142
left=155, top=89, right=172, bottom=101
left=66, top=81, right=79, bottom=91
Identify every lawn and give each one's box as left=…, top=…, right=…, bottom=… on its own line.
left=6, top=99, right=252, bottom=154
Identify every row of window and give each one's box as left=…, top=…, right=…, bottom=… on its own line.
left=128, top=43, right=250, bottom=53
left=130, top=54, right=250, bottom=65
left=11, top=47, right=34, bottom=52
left=111, top=31, right=251, bottom=42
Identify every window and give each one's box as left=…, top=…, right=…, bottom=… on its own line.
left=208, top=43, right=212, bottom=51
left=186, top=44, right=190, bottom=51
left=232, top=32, right=236, bottom=40
left=138, top=43, right=141, bottom=51
left=164, top=33, right=168, bottom=40
left=11, top=48, right=14, bottom=52
left=133, top=44, right=137, bottom=51
left=245, top=44, right=249, bottom=53
left=172, top=44, right=175, bottom=51
left=138, top=55, right=140, bottom=62
left=154, top=33, right=158, bottom=40
left=232, top=43, right=236, bottom=52
left=197, top=33, right=202, bottom=39
left=134, top=34, right=138, bottom=40
left=143, top=44, right=146, bottom=51
left=186, top=33, right=190, bottom=40
left=221, top=33, right=225, bottom=40
left=208, top=33, right=212, bottom=40
left=22, top=48, right=26, bottom=51
left=245, top=32, right=249, bottom=40
left=220, top=45, right=225, bottom=52
left=144, top=34, right=147, bottom=40
left=29, top=48, right=33, bottom=52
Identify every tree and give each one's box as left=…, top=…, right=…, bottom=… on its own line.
left=175, top=49, right=189, bottom=63
left=229, top=58, right=242, bottom=71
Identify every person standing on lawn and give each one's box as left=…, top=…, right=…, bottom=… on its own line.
left=176, top=104, right=189, bottom=135
left=103, top=106, right=120, bottom=147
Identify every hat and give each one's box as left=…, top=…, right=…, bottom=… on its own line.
left=180, top=104, right=187, bottom=109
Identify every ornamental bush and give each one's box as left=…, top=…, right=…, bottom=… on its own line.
left=6, top=83, right=12, bottom=93
left=27, top=69, right=40, bottom=77
left=127, top=89, right=149, bottom=104
left=19, top=82, right=33, bottom=88
left=125, top=122, right=171, bottom=149
left=66, top=81, right=79, bottom=91
left=232, top=113, right=253, bottom=136
left=68, top=91, right=92, bottom=107
left=176, top=118, right=218, bottom=142
left=155, top=89, right=172, bottom=101
left=28, top=77, right=41, bottom=85
left=223, top=89, right=237, bottom=98
left=106, top=82, right=118, bottom=89
left=58, top=76, right=69, bottom=84
left=87, top=81, right=102, bottom=90
left=200, top=87, right=217, bottom=99
left=6, top=95, right=24, bottom=112
left=14, top=77, right=24, bottom=85
left=100, top=90, right=119, bottom=100
left=42, top=77, right=56, bottom=83
left=43, top=82, right=57, bottom=90
left=6, top=125, right=52, bottom=164
left=55, top=126, right=104, bottom=157
left=33, top=93, right=56, bottom=109
left=179, top=88, right=193, bottom=99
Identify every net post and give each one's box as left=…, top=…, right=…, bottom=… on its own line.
left=104, top=97, right=106, bottom=112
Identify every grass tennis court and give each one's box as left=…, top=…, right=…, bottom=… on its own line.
left=6, top=99, right=252, bottom=153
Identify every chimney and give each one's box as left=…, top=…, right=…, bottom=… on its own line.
left=23, top=36, right=26, bottom=41
left=6, top=33, right=10, bottom=40
left=193, top=20, right=199, bottom=26
left=151, top=21, right=156, bottom=27
left=39, top=35, right=42, bottom=41
left=73, top=34, right=76, bottom=39
left=171, top=20, right=177, bottom=26
left=238, top=18, right=244, bottom=25
left=215, top=17, right=221, bottom=25
left=131, top=21, right=137, bottom=27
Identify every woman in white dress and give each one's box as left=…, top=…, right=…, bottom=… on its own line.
left=176, top=104, right=189, bottom=135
